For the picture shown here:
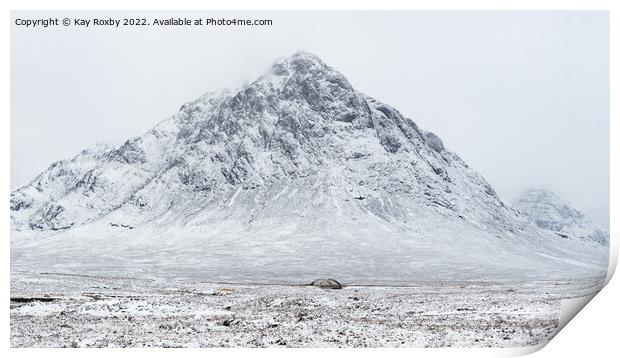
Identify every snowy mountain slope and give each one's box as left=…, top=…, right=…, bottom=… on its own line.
left=10, top=52, right=608, bottom=283
left=11, top=118, right=179, bottom=231
left=513, top=189, right=609, bottom=247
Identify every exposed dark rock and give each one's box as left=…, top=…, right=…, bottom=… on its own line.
left=11, top=296, right=59, bottom=303
left=310, top=278, right=343, bottom=289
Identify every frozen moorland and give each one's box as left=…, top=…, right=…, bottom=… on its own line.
left=10, top=272, right=604, bottom=348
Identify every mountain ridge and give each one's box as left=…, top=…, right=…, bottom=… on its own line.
left=513, top=188, right=609, bottom=246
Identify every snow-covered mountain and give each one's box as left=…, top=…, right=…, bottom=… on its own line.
left=10, top=52, right=608, bottom=283
left=513, top=189, right=609, bottom=247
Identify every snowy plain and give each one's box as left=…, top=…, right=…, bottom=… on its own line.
left=10, top=272, right=605, bottom=348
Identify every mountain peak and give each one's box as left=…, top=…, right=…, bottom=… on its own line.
left=520, top=188, right=562, bottom=201
left=514, top=188, right=608, bottom=246
left=271, top=51, right=327, bottom=74
left=267, top=51, right=353, bottom=92
left=283, top=51, right=325, bottom=64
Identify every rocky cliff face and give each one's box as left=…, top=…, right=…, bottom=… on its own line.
left=513, top=189, right=609, bottom=247
left=10, top=52, right=608, bottom=283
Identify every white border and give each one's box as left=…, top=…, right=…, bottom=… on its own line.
left=3, top=1, right=617, bottom=357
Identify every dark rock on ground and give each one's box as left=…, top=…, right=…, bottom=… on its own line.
left=310, top=278, right=343, bottom=289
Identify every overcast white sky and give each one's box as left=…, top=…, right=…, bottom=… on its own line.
left=11, top=11, right=609, bottom=230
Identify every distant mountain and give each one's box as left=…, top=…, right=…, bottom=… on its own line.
left=10, top=52, right=608, bottom=283
left=513, top=189, right=609, bottom=246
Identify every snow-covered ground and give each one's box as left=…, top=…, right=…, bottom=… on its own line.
left=10, top=272, right=604, bottom=348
